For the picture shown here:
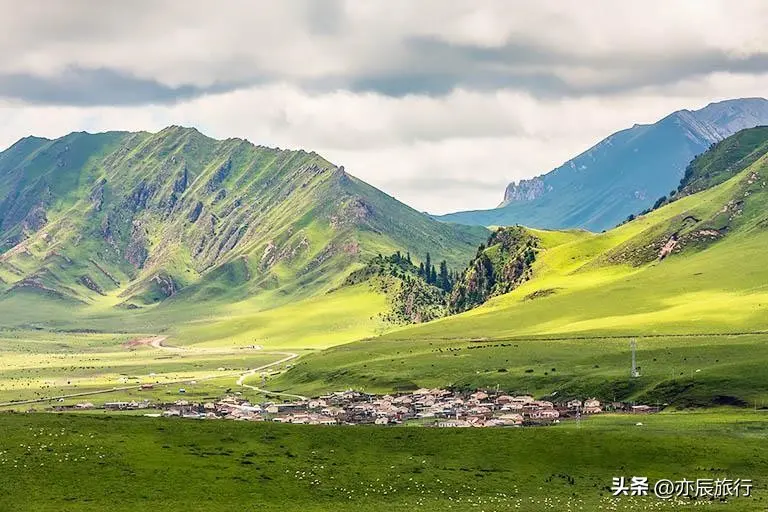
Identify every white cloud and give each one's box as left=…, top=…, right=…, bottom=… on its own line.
left=0, top=1, right=767, bottom=213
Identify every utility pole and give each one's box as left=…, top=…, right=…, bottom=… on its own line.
left=630, top=339, right=640, bottom=378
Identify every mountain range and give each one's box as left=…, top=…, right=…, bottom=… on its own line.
left=0, top=127, right=486, bottom=311
left=437, top=97, right=768, bottom=231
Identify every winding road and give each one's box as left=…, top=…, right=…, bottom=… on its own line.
left=236, top=352, right=307, bottom=400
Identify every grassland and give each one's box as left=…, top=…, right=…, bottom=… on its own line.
left=0, top=330, right=301, bottom=408
left=1, top=410, right=767, bottom=511
left=270, top=149, right=768, bottom=405
left=4, top=140, right=768, bottom=408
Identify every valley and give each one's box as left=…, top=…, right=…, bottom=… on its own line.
left=2, top=122, right=768, bottom=511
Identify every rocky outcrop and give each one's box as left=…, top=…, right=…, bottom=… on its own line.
left=173, top=166, right=189, bottom=194
left=128, top=181, right=156, bottom=212
left=90, top=178, right=107, bottom=211
left=125, top=221, right=149, bottom=269
left=188, top=201, right=204, bottom=223
left=330, top=198, right=373, bottom=229
left=205, top=159, right=232, bottom=192
left=500, top=177, right=546, bottom=206
left=152, top=274, right=177, bottom=297
left=78, top=275, right=105, bottom=295
left=21, top=204, right=48, bottom=233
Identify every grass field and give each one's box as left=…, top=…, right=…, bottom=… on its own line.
left=0, top=411, right=766, bottom=511
left=0, top=330, right=300, bottom=407
left=270, top=154, right=768, bottom=404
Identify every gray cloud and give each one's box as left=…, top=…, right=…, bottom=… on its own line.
left=0, top=67, right=245, bottom=106
left=0, top=2, right=764, bottom=105
left=344, top=37, right=768, bottom=98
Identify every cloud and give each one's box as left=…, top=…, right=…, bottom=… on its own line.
left=345, top=37, right=768, bottom=99
left=0, top=1, right=766, bottom=104
left=0, top=66, right=244, bottom=106
left=0, top=1, right=767, bottom=213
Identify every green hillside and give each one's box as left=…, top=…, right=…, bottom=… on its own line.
left=0, top=127, right=486, bottom=333
left=272, top=128, right=768, bottom=405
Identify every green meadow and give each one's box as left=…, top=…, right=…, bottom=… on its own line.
left=270, top=152, right=768, bottom=404
left=1, top=411, right=767, bottom=511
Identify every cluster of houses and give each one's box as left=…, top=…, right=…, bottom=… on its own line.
left=64, top=388, right=658, bottom=427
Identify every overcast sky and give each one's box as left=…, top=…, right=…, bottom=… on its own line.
left=1, top=1, right=767, bottom=214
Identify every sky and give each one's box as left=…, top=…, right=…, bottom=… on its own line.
left=1, top=1, right=767, bottom=214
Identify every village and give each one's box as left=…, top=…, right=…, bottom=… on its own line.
left=61, top=388, right=659, bottom=427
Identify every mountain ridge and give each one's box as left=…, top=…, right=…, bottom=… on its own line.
left=437, top=97, right=768, bottom=231
left=0, top=126, right=487, bottom=310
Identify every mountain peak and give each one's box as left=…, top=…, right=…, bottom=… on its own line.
left=0, top=128, right=487, bottom=306
left=438, top=97, right=768, bottom=232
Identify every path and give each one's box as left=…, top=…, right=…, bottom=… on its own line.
left=235, top=352, right=307, bottom=401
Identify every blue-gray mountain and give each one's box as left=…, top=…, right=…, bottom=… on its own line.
left=437, top=98, right=768, bottom=232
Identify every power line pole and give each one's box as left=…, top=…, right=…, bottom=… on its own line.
left=630, top=339, right=640, bottom=378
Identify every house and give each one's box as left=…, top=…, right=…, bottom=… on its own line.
left=308, top=399, right=327, bottom=409
left=374, top=417, right=389, bottom=425
left=583, top=399, right=602, bottom=414
left=529, top=409, right=560, bottom=420
left=511, top=395, right=535, bottom=404
left=75, top=402, right=94, bottom=410
left=437, top=420, right=470, bottom=428
left=498, top=413, right=524, bottom=425
left=567, top=400, right=583, bottom=410
left=104, top=402, right=130, bottom=410
left=631, top=405, right=653, bottom=414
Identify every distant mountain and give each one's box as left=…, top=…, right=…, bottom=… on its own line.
left=437, top=97, right=768, bottom=231
left=0, top=127, right=486, bottom=307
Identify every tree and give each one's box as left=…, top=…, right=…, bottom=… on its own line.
left=438, top=261, right=450, bottom=291
left=418, top=262, right=425, bottom=278
left=430, top=266, right=438, bottom=285
left=406, top=252, right=412, bottom=265
left=425, top=252, right=432, bottom=281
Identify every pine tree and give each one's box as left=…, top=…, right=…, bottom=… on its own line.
left=430, top=266, right=438, bottom=285
left=406, top=252, right=412, bottom=265
left=419, top=262, right=425, bottom=278
left=439, top=261, right=450, bottom=291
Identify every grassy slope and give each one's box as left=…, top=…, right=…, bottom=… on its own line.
left=0, top=127, right=486, bottom=354
left=2, top=411, right=768, bottom=511
left=272, top=146, right=768, bottom=403
left=0, top=127, right=485, bottom=319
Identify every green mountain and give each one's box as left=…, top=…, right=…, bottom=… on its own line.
left=0, top=127, right=487, bottom=313
left=437, top=97, right=768, bottom=232
left=274, top=126, right=768, bottom=405
left=449, top=226, right=538, bottom=313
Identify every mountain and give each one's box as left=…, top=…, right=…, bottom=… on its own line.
left=437, top=97, right=768, bottom=232
left=0, top=126, right=487, bottom=310
left=275, top=125, right=768, bottom=405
